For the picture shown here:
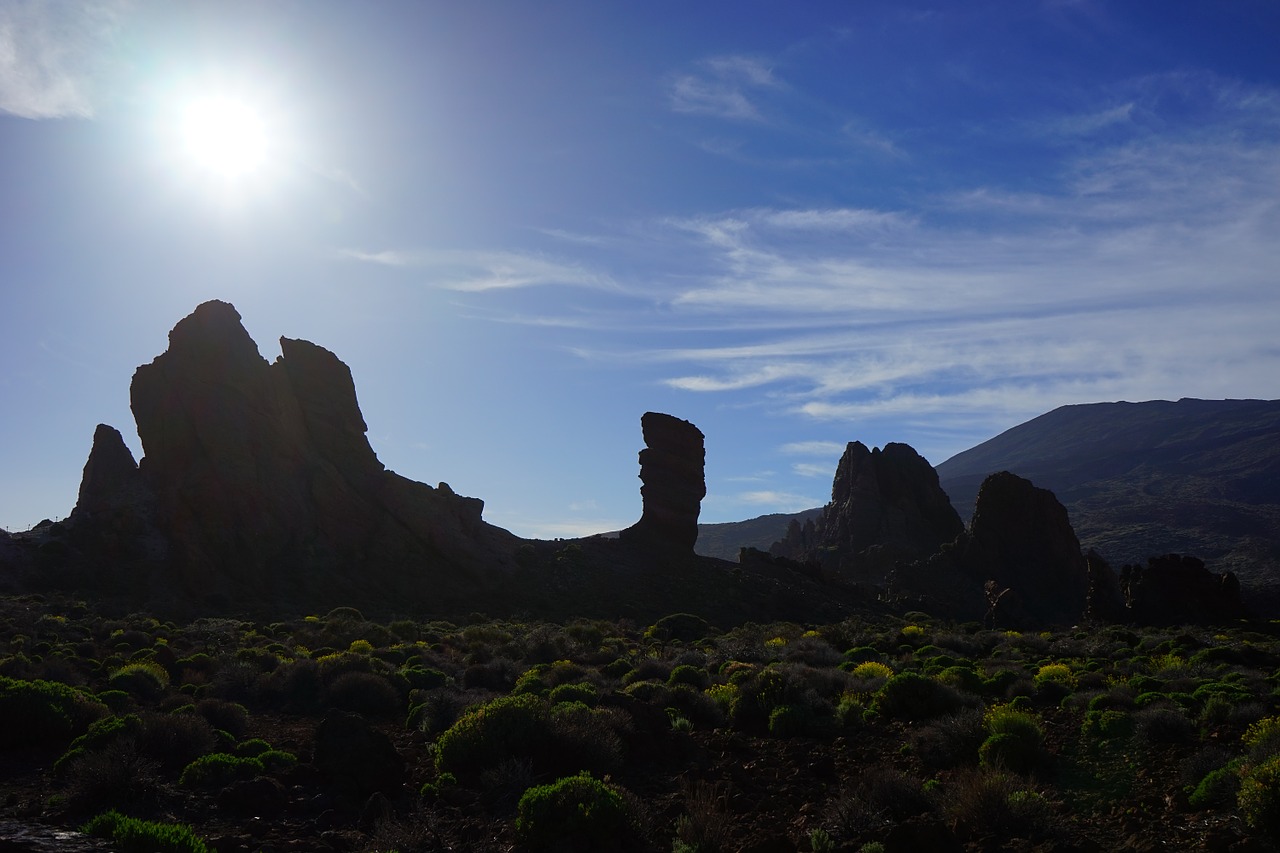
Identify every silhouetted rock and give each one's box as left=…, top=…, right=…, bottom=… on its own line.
left=620, top=412, right=706, bottom=552
left=111, top=299, right=516, bottom=609
left=1121, top=554, right=1246, bottom=626
left=74, top=424, right=146, bottom=516
left=1084, top=550, right=1127, bottom=624
left=894, top=471, right=1088, bottom=626
left=771, top=441, right=962, bottom=583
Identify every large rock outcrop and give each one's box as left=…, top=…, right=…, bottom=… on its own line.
left=770, top=441, right=963, bottom=583
left=894, top=471, right=1089, bottom=626
left=1120, top=554, right=1247, bottom=626
left=74, top=300, right=516, bottom=610
left=619, top=412, right=706, bottom=553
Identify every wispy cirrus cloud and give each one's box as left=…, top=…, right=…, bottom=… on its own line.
left=337, top=247, right=618, bottom=292
left=669, top=55, right=781, bottom=121
left=0, top=0, right=129, bottom=119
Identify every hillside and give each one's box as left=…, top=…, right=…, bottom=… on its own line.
left=935, top=398, right=1280, bottom=606
left=695, top=509, right=822, bottom=561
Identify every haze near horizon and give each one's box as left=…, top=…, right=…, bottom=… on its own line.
left=2, top=1, right=1278, bottom=538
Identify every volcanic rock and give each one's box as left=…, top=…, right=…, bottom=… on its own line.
left=71, top=299, right=519, bottom=610
left=894, top=471, right=1088, bottom=626
left=1120, top=554, right=1247, bottom=626
left=770, top=441, right=963, bottom=583
left=73, top=424, right=148, bottom=517
left=620, top=412, right=706, bottom=552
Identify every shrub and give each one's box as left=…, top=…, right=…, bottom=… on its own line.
left=647, top=613, right=709, bottom=643
left=1034, top=662, right=1076, bottom=689
left=1134, top=706, right=1194, bottom=745
left=258, top=749, right=298, bottom=772
left=768, top=704, right=831, bottom=738
left=980, top=733, right=1039, bottom=774
left=108, top=662, right=170, bottom=700
left=1245, top=716, right=1280, bottom=761
left=435, top=694, right=551, bottom=780
left=1240, top=755, right=1280, bottom=838
left=850, top=661, right=893, bottom=681
left=668, top=665, right=710, bottom=690
left=235, top=738, right=271, bottom=757
left=515, top=772, right=629, bottom=849
left=178, top=753, right=263, bottom=788
left=324, top=670, right=402, bottom=718
left=1081, top=709, right=1134, bottom=741
left=194, top=699, right=248, bottom=738
left=82, top=810, right=210, bottom=853
left=874, top=672, right=964, bottom=721
left=1189, top=763, right=1242, bottom=809
left=549, top=682, right=599, bottom=706
left=0, top=675, right=106, bottom=748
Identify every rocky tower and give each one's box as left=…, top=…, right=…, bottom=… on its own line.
left=772, top=441, right=962, bottom=582
left=620, top=412, right=706, bottom=553
left=106, top=299, right=516, bottom=607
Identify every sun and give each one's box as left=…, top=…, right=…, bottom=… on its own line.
left=180, top=95, right=271, bottom=179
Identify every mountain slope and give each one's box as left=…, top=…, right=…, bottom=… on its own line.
left=935, top=398, right=1280, bottom=605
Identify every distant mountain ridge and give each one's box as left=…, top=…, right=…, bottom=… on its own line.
left=936, top=398, right=1280, bottom=605
left=698, top=398, right=1280, bottom=609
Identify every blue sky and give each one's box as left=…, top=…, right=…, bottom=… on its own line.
left=2, top=1, right=1278, bottom=538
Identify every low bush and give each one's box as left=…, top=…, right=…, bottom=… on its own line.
left=1189, top=762, right=1242, bottom=809
left=435, top=694, right=553, bottom=780
left=874, top=672, right=964, bottom=721
left=82, top=810, right=210, bottom=853
left=1240, top=755, right=1280, bottom=838
left=0, top=675, right=106, bottom=748
left=178, top=752, right=263, bottom=788
left=515, top=772, right=629, bottom=849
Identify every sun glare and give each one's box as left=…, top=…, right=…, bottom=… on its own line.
left=180, top=95, right=271, bottom=179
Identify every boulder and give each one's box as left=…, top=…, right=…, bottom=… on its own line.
left=771, top=441, right=963, bottom=583
left=620, top=412, right=706, bottom=552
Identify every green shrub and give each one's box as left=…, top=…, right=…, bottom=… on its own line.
left=515, top=772, right=628, bottom=849
left=258, top=749, right=298, bottom=772
left=874, top=672, right=964, bottom=721
left=234, top=738, right=271, bottom=757
left=0, top=675, right=106, bottom=748
left=82, top=810, right=209, bottom=853
left=667, top=665, right=710, bottom=690
left=647, top=613, right=709, bottom=643
left=1189, top=763, right=1242, bottom=809
left=435, top=694, right=550, bottom=780
left=768, top=704, right=825, bottom=738
left=1240, top=755, right=1280, bottom=837
left=980, top=733, right=1038, bottom=774
left=549, top=682, right=599, bottom=706
left=108, top=662, right=170, bottom=700
left=1081, top=710, right=1134, bottom=741
left=1245, top=716, right=1280, bottom=761
left=178, top=752, right=263, bottom=788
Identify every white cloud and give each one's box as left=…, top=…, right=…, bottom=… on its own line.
left=731, top=490, right=824, bottom=512
left=338, top=247, right=618, bottom=292
left=0, top=0, right=128, bottom=119
left=780, top=441, right=847, bottom=456
left=792, top=462, right=833, bottom=478
left=669, top=55, right=781, bottom=121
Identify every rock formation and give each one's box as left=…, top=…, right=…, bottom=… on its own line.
left=894, top=471, right=1089, bottom=626
left=68, top=300, right=516, bottom=610
left=770, top=441, right=963, bottom=583
left=619, top=412, right=706, bottom=553
left=1120, top=554, right=1247, bottom=626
